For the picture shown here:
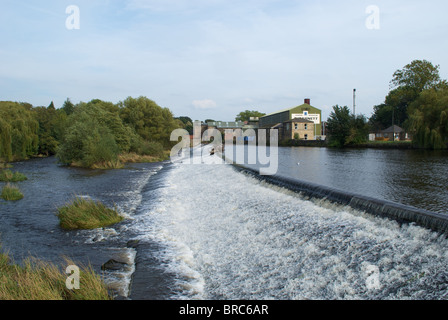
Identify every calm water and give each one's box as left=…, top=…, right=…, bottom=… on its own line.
left=1, top=147, right=448, bottom=300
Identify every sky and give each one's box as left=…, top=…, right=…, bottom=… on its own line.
left=1, top=0, right=448, bottom=122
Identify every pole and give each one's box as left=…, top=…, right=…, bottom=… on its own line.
left=353, top=89, right=356, bottom=116
left=392, top=108, right=395, bottom=142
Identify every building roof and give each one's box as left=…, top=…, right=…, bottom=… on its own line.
left=382, top=125, right=404, bottom=133
left=284, top=118, right=314, bottom=124
left=261, top=103, right=321, bottom=118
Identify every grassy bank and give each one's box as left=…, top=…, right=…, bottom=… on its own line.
left=279, top=139, right=415, bottom=150
left=349, top=141, right=414, bottom=149
left=1, top=184, right=24, bottom=201
left=68, top=151, right=171, bottom=170
left=57, top=196, right=123, bottom=230
left=0, top=251, right=111, bottom=300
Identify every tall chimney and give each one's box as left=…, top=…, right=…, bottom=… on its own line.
left=304, top=98, right=310, bottom=105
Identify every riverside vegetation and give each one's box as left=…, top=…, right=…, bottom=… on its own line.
left=0, top=252, right=111, bottom=300
left=0, top=96, right=187, bottom=299
left=326, top=60, right=448, bottom=150
left=0, top=96, right=188, bottom=168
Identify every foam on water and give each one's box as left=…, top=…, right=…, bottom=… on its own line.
left=135, top=149, right=448, bottom=300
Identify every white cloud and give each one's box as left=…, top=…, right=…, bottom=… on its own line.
left=192, top=99, right=217, bottom=110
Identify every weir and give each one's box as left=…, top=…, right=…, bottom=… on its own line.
left=232, top=164, right=448, bottom=236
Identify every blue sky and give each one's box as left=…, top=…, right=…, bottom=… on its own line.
left=1, top=0, right=448, bottom=121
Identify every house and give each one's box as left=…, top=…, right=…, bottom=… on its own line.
left=371, top=125, right=411, bottom=141
left=259, top=99, right=323, bottom=141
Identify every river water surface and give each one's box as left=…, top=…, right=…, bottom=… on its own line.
left=1, top=146, right=448, bottom=300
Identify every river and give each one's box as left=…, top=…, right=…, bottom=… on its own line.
left=1, top=146, right=448, bottom=300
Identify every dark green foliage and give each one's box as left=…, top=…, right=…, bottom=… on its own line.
left=176, top=116, right=194, bottom=135
left=56, top=106, right=120, bottom=167
left=327, top=105, right=369, bottom=148
left=0, top=101, right=39, bottom=161
left=370, top=60, right=445, bottom=132
left=32, top=106, right=67, bottom=156
left=326, top=105, right=352, bottom=147
left=1, top=96, right=182, bottom=167
left=408, top=88, right=448, bottom=149
left=390, top=59, right=444, bottom=93
left=235, top=110, right=266, bottom=122
left=118, top=96, right=180, bottom=148
left=62, top=98, right=75, bottom=115
left=369, top=59, right=448, bottom=150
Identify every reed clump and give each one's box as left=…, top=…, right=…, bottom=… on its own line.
left=57, top=196, right=123, bottom=230
left=1, top=184, right=24, bottom=201
left=0, top=169, right=27, bottom=182
left=0, top=252, right=111, bottom=300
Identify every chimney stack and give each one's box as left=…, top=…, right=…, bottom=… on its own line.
left=304, top=98, right=311, bottom=105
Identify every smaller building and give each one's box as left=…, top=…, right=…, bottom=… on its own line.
left=371, top=125, right=411, bottom=142
left=282, top=119, right=315, bottom=141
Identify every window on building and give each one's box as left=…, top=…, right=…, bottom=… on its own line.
left=295, top=123, right=298, bottom=130
left=304, top=124, right=308, bottom=130
left=304, top=134, right=308, bottom=140
left=304, top=111, right=309, bottom=116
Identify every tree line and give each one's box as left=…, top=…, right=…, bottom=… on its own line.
left=327, top=59, right=448, bottom=149
left=0, top=96, right=186, bottom=167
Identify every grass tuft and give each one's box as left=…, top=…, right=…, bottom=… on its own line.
left=1, top=184, right=24, bottom=201
left=57, top=196, right=124, bottom=230
left=0, top=251, right=112, bottom=300
left=0, top=169, right=27, bottom=182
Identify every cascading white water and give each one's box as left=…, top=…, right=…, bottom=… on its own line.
left=134, top=149, right=448, bottom=300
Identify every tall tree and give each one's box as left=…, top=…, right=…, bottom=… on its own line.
left=327, top=105, right=369, bottom=147
left=235, top=110, right=266, bottom=122
left=62, top=98, right=75, bottom=115
left=390, top=59, right=444, bottom=93
left=408, top=87, right=448, bottom=149
left=118, top=96, right=179, bottom=148
left=326, top=105, right=353, bottom=147
left=370, top=60, right=445, bottom=131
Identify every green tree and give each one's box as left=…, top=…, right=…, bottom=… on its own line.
left=327, top=105, right=368, bottom=147
left=390, top=59, right=444, bottom=93
left=370, top=60, right=444, bottom=131
left=32, top=105, right=67, bottom=156
left=175, top=116, right=194, bottom=135
left=0, top=101, right=39, bottom=161
left=235, top=110, right=266, bottom=122
left=408, top=87, right=448, bottom=149
left=118, top=96, right=179, bottom=148
left=326, top=105, right=352, bottom=148
left=57, top=109, right=119, bottom=167
left=62, top=98, right=75, bottom=115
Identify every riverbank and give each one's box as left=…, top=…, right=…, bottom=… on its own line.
left=0, top=155, right=171, bottom=300
left=279, top=139, right=418, bottom=150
